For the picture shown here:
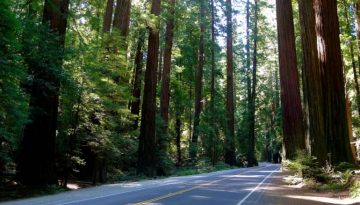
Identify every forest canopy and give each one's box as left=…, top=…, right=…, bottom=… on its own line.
left=0, top=0, right=359, bottom=188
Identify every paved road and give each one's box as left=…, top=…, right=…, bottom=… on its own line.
left=1, top=163, right=281, bottom=205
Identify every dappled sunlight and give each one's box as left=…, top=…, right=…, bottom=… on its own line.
left=286, top=195, right=360, bottom=205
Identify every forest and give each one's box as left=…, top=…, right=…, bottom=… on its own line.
left=0, top=0, right=359, bottom=195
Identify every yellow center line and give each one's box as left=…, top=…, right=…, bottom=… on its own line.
left=132, top=177, right=227, bottom=205
left=131, top=165, right=272, bottom=205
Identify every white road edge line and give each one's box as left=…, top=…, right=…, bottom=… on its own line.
left=57, top=164, right=272, bottom=205
left=236, top=168, right=279, bottom=205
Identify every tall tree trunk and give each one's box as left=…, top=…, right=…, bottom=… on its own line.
left=298, top=0, right=327, bottom=163
left=103, top=0, right=114, bottom=33
left=175, top=116, right=182, bottom=166
left=342, top=0, right=360, bottom=115
left=314, top=0, right=353, bottom=164
left=354, top=1, right=360, bottom=77
left=130, top=35, right=145, bottom=130
left=245, top=0, right=252, bottom=142
left=18, top=0, right=70, bottom=186
left=276, top=0, right=306, bottom=160
left=158, top=0, right=176, bottom=175
left=247, top=0, right=258, bottom=167
left=137, top=0, right=161, bottom=176
left=210, top=0, right=217, bottom=165
left=210, top=0, right=216, bottom=115
left=113, top=0, right=131, bottom=37
left=224, top=0, right=236, bottom=166
left=189, top=0, right=205, bottom=160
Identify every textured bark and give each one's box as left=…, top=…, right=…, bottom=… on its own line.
left=189, top=0, right=205, bottom=160
left=130, top=36, right=145, bottom=130
left=224, top=0, right=236, bottom=166
left=137, top=0, right=161, bottom=176
left=247, top=0, right=258, bottom=167
left=276, top=0, right=306, bottom=160
left=298, top=0, right=327, bottom=163
left=314, top=0, right=353, bottom=164
left=103, top=0, right=114, bottom=33
left=113, top=0, right=131, bottom=37
left=158, top=0, right=176, bottom=175
left=18, top=0, right=70, bottom=186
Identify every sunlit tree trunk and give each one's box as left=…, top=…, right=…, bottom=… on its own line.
left=298, top=0, right=327, bottom=163
left=137, top=0, right=161, bottom=176
left=276, top=0, right=306, bottom=160
left=18, top=0, right=70, bottom=186
left=103, top=0, right=114, bottom=33
left=113, top=0, right=131, bottom=37
left=314, top=0, right=353, bottom=164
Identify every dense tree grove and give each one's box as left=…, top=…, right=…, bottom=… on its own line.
left=0, top=0, right=359, bottom=189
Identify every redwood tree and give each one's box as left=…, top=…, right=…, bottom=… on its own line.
left=276, top=0, right=306, bottom=160
left=158, top=0, right=176, bottom=174
left=18, top=0, right=70, bottom=186
left=225, top=0, right=236, bottom=166
left=298, top=0, right=327, bottom=163
left=137, top=0, right=161, bottom=176
left=247, top=0, right=259, bottom=167
left=189, top=0, right=205, bottom=160
left=314, top=0, right=353, bottom=164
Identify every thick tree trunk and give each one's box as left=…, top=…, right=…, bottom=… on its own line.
left=18, top=0, right=70, bottom=186
left=314, top=0, right=353, bottom=164
left=158, top=0, right=176, bottom=175
left=137, top=0, right=161, bottom=176
left=103, top=0, right=114, bottom=33
left=130, top=35, right=145, bottom=130
left=113, top=0, right=131, bottom=37
left=224, top=0, right=236, bottom=166
left=298, top=0, right=327, bottom=163
left=247, top=0, right=258, bottom=167
left=189, top=0, right=205, bottom=160
left=276, top=0, right=306, bottom=160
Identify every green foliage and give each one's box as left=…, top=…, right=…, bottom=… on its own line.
left=350, top=180, right=360, bottom=198
left=0, top=0, right=28, bottom=176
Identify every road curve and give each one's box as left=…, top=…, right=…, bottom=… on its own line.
left=1, top=163, right=281, bottom=205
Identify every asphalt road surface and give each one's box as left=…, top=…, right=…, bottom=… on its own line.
left=1, top=163, right=285, bottom=205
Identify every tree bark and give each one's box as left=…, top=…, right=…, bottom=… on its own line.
left=276, top=0, right=306, bottom=160
left=137, top=0, right=161, bottom=176
left=189, top=0, right=205, bottom=160
left=158, top=0, right=176, bottom=175
left=298, top=0, right=327, bottom=163
left=130, top=35, right=145, bottom=130
left=247, top=0, right=259, bottom=167
left=113, top=0, right=131, bottom=37
left=224, top=0, right=236, bottom=166
left=314, top=0, right=353, bottom=164
left=103, top=0, right=114, bottom=33
left=18, top=0, right=70, bottom=186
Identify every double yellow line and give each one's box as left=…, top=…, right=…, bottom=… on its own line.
left=132, top=165, right=271, bottom=205
left=132, top=177, right=226, bottom=205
